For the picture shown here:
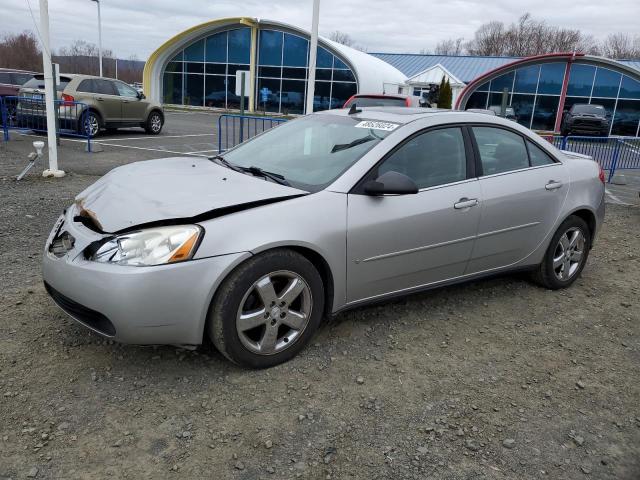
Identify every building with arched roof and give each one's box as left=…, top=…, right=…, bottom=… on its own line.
left=143, top=17, right=407, bottom=115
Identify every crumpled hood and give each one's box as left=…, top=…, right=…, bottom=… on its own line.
left=75, top=157, right=306, bottom=233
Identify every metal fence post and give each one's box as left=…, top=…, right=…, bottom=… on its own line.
left=561, top=136, right=568, bottom=151
left=1, top=97, right=8, bottom=142
left=608, top=138, right=622, bottom=183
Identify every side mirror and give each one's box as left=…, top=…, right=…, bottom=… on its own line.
left=363, top=171, right=419, bottom=196
left=138, top=92, right=146, bottom=100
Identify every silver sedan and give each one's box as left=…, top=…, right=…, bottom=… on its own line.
left=43, top=108, right=605, bottom=368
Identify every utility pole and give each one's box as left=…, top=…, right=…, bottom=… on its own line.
left=39, top=0, right=64, bottom=177
left=305, top=0, right=320, bottom=115
left=91, top=0, right=103, bottom=76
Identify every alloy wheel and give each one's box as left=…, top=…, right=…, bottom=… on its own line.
left=150, top=114, right=162, bottom=132
left=552, top=227, right=585, bottom=281
left=236, top=270, right=312, bottom=355
left=84, top=114, right=99, bottom=137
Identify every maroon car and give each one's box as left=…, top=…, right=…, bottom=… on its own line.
left=343, top=93, right=425, bottom=108
left=0, top=68, right=36, bottom=97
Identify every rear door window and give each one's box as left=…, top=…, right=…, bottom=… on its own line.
left=0, top=72, right=12, bottom=84
left=472, top=127, right=530, bottom=175
left=12, top=73, right=34, bottom=85
left=93, top=79, right=117, bottom=95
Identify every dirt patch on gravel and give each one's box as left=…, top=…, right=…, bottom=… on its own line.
left=1, top=168, right=639, bottom=479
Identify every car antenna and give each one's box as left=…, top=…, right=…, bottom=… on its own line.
left=348, top=103, right=361, bottom=115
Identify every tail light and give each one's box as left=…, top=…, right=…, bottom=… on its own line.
left=598, top=165, right=606, bottom=184
left=405, top=97, right=411, bottom=107
left=61, top=93, right=75, bottom=106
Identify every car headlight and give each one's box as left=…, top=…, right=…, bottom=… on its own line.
left=90, top=225, right=203, bottom=266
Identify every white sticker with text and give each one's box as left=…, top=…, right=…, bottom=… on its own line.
left=354, top=121, right=399, bottom=132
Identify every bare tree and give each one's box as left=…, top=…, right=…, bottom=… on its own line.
left=601, top=33, right=640, bottom=59
left=328, top=31, right=354, bottom=47
left=434, top=38, right=465, bottom=55
left=0, top=31, right=41, bottom=71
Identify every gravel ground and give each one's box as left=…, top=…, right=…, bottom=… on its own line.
left=1, top=145, right=639, bottom=480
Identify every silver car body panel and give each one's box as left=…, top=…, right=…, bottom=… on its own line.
left=42, top=108, right=605, bottom=345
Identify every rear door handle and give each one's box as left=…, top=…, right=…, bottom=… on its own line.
left=545, top=180, right=563, bottom=190
left=96, top=97, right=104, bottom=101
left=454, top=198, right=479, bottom=209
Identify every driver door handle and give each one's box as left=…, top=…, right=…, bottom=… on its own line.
left=545, top=180, right=563, bottom=190
left=454, top=198, right=479, bottom=209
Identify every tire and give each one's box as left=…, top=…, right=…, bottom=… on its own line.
left=144, top=111, right=163, bottom=135
left=79, top=110, right=101, bottom=138
left=207, top=249, right=324, bottom=368
left=531, top=215, right=591, bottom=290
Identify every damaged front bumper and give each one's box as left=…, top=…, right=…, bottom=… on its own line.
left=42, top=207, right=250, bottom=346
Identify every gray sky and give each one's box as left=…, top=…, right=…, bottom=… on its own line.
left=2, top=0, right=639, bottom=59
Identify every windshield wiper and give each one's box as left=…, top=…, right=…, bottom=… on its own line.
left=331, top=135, right=375, bottom=153
left=208, top=154, right=245, bottom=173
left=241, top=166, right=290, bottom=186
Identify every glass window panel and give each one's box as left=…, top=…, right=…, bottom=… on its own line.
left=331, top=82, right=357, bottom=108
left=611, top=99, right=640, bottom=136
left=170, top=51, right=183, bottom=62
left=259, top=30, right=283, bottom=66
left=282, top=67, right=307, bottom=80
left=163, top=73, right=182, bottom=104
left=313, top=81, right=332, bottom=111
left=258, top=66, right=282, bottom=78
left=489, top=72, right=514, bottom=93
left=257, top=77, right=281, bottom=112
left=592, top=68, right=621, bottom=98
left=165, top=61, right=182, bottom=73
left=227, top=64, right=246, bottom=76
left=334, top=57, right=348, bottom=69
left=475, top=81, right=490, bottom=92
left=466, top=91, right=488, bottom=109
left=226, top=76, right=244, bottom=110
left=537, top=63, right=565, bottom=95
left=280, top=79, right=306, bottom=115
left=204, top=75, right=226, bottom=108
left=514, top=65, right=539, bottom=94
left=228, top=28, right=250, bottom=64
left=184, top=39, right=204, bottom=62
left=185, top=62, right=204, bottom=74
left=283, top=33, right=308, bottom=67
left=205, top=32, right=227, bottom=63
left=488, top=92, right=510, bottom=110
left=315, top=68, right=332, bottom=81
left=316, top=47, right=333, bottom=68
left=527, top=140, right=555, bottom=166
left=531, top=95, right=560, bottom=131
left=620, top=76, right=640, bottom=99
left=184, top=74, right=204, bottom=106
left=510, top=94, right=535, bottom=127
left=473, top=127, right=529, bottom=174
left=379, top=128, right=467, bottom=189
left=332, top=69, right=356, bottom=82
left=567, top=64, right=595, bottom=97
left=205, top=63, right=226, bottom=75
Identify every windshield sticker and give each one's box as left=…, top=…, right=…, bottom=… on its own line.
left=354, top=121, right=399, bottom=132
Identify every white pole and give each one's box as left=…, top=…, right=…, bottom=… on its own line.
left=305, top=0, right=320, bottom=115
left=115, top=58, right=118, bottom=79
left=94, top=0, right=103, bottom=77
left=39, top=0, right=64, bottom=177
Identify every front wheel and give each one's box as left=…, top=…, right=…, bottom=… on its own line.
left=532, top=216, right=591, bottom=289
left=207, top=249, right=324, bottom=368
left=144, top=111, right=163, bottom=134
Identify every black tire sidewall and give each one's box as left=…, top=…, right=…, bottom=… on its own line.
left=541, top=216, right=591, bottom=289
left=209, top=250, right=324, bottom=368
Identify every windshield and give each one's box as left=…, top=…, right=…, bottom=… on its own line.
left=344, top=96, right=407, bottom=108
left=221, top=115, right=395, bottom=192
left=572, top=104, right=605, bottom=115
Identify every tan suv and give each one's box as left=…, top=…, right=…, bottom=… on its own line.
left=18, top=74, right=164, bottom=137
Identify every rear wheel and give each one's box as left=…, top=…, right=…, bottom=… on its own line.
left=208, top=249, right=324, bottom=368
left=532, top=215, right=591, bottom=289
left=144, top=111, right=163, bottom=135
left=79, top=110, right=101, bottom=138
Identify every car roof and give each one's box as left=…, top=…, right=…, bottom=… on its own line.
left=0, top=68, right=38, bottom=75
left=318, top=107, right=461, bottom=125
left=352, top=93, right=410, bottom=99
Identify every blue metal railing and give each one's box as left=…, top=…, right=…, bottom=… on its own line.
left=543, top=135, right=640, bottom=182
left=217, top=114, right=287, bottom=153
left=1, top=95, right=92, bottom=151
